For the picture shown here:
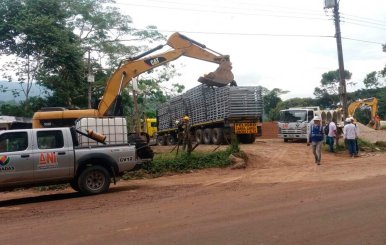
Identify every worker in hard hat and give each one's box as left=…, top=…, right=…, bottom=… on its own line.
left=181, top=115, right=192, bottom=153
left=343, top=117, right=358, bottom=157
left=307, top=116, right=324, bottom=165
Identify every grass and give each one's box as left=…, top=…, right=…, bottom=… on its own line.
left=122, top=144, right=240, bottom=180
left=324, top=138, right=386, bottom=153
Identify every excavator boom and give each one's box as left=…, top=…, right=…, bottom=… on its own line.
left=32, top=32, right=234, bottom=128
left=98, top=32, right=234, bottom=115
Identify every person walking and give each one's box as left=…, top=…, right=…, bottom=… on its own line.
left=307, top=116, right=324, bottom=165
left=350, top=117, right=360, bottom=156
left=326, top=120, right=337, bottom=153
left=343, top=118, right=358, bottom=157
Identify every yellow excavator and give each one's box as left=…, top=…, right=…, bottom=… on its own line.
left=348, top=97, right=380, bottom=130
left=32, top=32, right=234, bottom=128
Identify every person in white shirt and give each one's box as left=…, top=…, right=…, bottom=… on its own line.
left=343, top=118, right=358, bottom=157
left=350, top=117, right=360, bottom=155
left=326, top=120, right=337, bottom=152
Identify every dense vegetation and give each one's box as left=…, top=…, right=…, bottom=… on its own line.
left=0, top=0, right=181, bottom=119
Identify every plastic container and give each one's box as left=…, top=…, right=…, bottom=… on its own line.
left=75, top=117, right=127, bottom=147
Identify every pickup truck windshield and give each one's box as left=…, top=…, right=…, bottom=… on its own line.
left=279, top=110, right=308, bottom=123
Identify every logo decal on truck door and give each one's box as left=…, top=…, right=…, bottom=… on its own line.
left=0, top=155, right=10, bottom=166
left=39, top=152, right=58, bottom=169
left=0, top=155, right=14, bottom=171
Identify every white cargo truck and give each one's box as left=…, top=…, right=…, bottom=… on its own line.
left=277, top=107, right=321, bottom=142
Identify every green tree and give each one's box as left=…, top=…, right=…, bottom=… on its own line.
left=0, top=0, right=85, bottom=107
left=363, top=45, right=386, bottom=89
left=313, top=69, right=352, bottom=107
left=0, top=0, right=169, bottom=110
left=363, top=71, right=385, bottom=89
left=262, top=87, right=289, bottom=121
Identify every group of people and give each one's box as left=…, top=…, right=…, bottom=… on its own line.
left=307, top=115, right=359, bottom=165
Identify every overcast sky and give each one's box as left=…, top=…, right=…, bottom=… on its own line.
left=114, top=0, right=385, bottom=99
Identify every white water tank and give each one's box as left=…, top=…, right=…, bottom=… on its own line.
left=75, top=117, right=128, bottom=147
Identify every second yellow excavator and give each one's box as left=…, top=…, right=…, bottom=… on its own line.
left=348, top=97, right=380, bottom=130
left=32, top=32, right=234, bottom=128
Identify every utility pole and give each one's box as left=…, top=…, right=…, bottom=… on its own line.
left=326, top=0, right=348, bottom=118
left=87, top=49, right=93, bottom=109
left=132, top=78, right=141, bottom=135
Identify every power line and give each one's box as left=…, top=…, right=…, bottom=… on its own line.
left=341, top=37, right=384, bottom=45
left=117, top=0, right=327, bottom=18
left=342, top=16, right=386, bottom=27
left=114, top=1, right=386, bottom=33
left=341, top=12, right=386, bottom=26
left=341, top=20, right=386, bottom=31
left=113, top=2, right=329, bottom=21
left=114, top=29, right=384, bottom=46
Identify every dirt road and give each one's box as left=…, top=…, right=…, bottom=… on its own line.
left=1, top=139, right=386, bottom=245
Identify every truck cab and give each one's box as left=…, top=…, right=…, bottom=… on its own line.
left=0, top=128, right=75, bottom=188
left=277, top=107, right=321, bottom=142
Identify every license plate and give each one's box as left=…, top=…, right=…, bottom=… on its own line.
left=234, top=123, right=258, bottom=134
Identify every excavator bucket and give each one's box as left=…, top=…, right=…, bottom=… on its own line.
left=198, top=60, right=234, bottom=87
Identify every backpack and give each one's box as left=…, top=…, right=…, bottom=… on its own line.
left=324, top=122, right=330, bottom=135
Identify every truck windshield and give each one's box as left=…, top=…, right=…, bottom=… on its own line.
left=279, top=110, right=307, bottom=123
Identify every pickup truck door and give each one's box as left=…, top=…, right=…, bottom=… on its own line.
left=32, top=129, right=74, bottom=181
left=0, top=131, right=33, bottom=185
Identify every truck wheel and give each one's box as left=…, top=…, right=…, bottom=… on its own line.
left=211, top=128, right=224, bottom=145
left=167, top=135, right=176, bottom=145
left=284, top=138, right=289, bottom=142
left=157, top=135, right=167, bottom=146
left=128, top=134, right=154, bottom=159
left=203, top=128, right=213, bottom=144
left=78, top=166, right=110, bottom=195
left=195, top=129, right=203, bottom=144
left=248, top=134, right=256, bottom=143
left=237, top=134, right=255, bottom=144
left=140, top=132, right=150, bottom=144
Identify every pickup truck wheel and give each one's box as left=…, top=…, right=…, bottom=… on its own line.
left=211, top=128, right=224, bottom=145
left=203, top=128, right=213, bottom=144
left=78, top=166, right=110, bottom=195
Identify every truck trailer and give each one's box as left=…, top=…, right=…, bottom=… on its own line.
left=156, top=84, right=263, bottom=145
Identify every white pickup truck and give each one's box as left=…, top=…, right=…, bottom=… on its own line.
left=0, top=127, right=151, bottom=195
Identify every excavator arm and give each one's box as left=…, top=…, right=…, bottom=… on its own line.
left=98, top=32, right=233, bottom=116
left=32, top=32, right=234, bottom=128
left=348, top=97, right=378, bottom=118
left=348, top=97, right=379, bottom=129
